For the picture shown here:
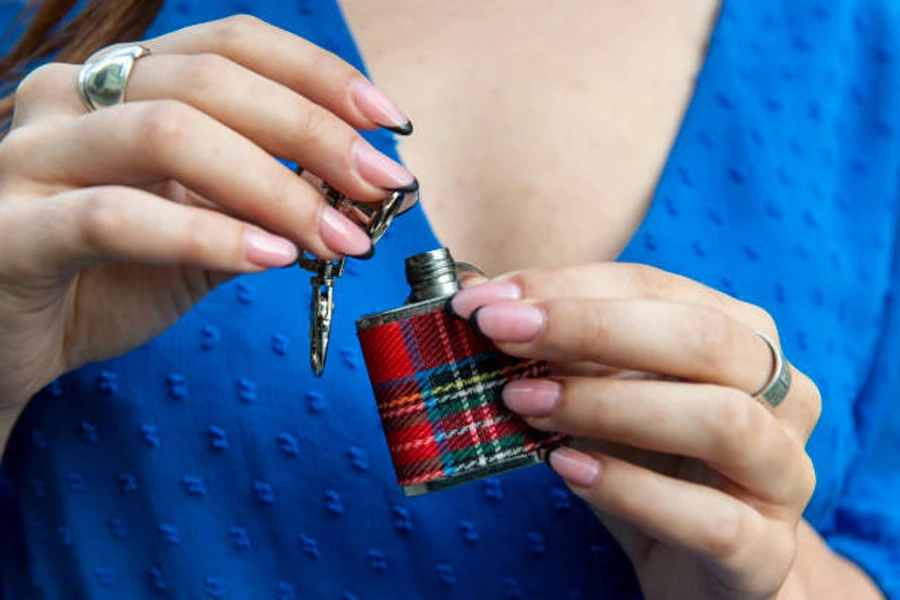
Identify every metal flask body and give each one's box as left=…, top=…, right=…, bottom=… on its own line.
left=356, top=248, right=563, bottom=497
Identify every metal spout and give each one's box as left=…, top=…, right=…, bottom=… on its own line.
left=405, top=248, right=462, bottom=303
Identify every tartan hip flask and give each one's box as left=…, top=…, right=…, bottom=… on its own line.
left=356, top=248, right=564, bottom=496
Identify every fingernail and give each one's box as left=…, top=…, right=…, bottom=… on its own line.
left=502, top=379, right=561, bottom=417
left=354, top=245, right=376, bottom=260
left=353, top=140, right=416, bottom=190
left=549, top=448, right=601, bottom=488
left=352, top=79, right=413, bottom=134
left=395, top=178, right=419, bottom=194
left=471, top=301, right=545, bottom=343
left=449, top=280, right=522, bottom=319
left=319, top=205, right=372, bottom=256
left=243, top=229, right=299, bottom=267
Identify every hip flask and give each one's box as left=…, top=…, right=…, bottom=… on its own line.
left=356, top=248, right=564, bottom=496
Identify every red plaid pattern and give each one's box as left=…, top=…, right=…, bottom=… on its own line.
left=357, top=303, right=563, bottom=492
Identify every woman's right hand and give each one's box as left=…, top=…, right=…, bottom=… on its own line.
left=0, top=15, right=416, bottom=416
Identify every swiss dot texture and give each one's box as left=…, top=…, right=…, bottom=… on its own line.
left=0, top=1, right=899, bottom=598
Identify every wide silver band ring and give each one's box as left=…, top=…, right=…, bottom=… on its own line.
left=752, top=330, right=792, bottom=409
left=77, top=45, right=151, bottom=112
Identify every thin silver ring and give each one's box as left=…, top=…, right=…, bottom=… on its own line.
left=752, top=330, right=792, bottom=409
left=454, top=262, right=488, bottom=279
left=77, top=45, right=151, bottom=112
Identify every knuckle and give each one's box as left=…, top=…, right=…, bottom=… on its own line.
left=247, top=167, right=312, bottom=234
left=77, top=190, right=124, bottom=250
left=179, top=53, right=234, bottom=95
left=503, top=267, right=547, bottom=298
left=297, top=105, right=332, bottom=146
left=741, top=301, right=779, bottom=337
left=706, top=390, right=763, bottom=461
left=794, top=372, right=823, bottom=432
left=304, top=46, right=333, bottom=75
left=132, top=101, right=194, bottom=157
left=629, top=263, right=673, bottom=298
left=575, top=300, right=613, bottom=353
left=697, top=505, right=746, bottom=558
left=693, top=307, right=738, bottom=368
left=796, top=452, right=817, bottom=505
left=15, top=63, right=68, bottom=102
left=306, top=46, right=357, bottom=88
left=178, top=212, right=217, bottom=260
left=0, top=125, right=40, bottom=168
left=210, top=14, right=264, bottom=54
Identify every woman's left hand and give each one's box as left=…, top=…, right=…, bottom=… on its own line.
left=450, top=263, right=822, bottom=600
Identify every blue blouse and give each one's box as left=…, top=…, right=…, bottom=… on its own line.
left=2, top=0, right=900, bottom=598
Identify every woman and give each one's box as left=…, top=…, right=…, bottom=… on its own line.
left=0, top=0, right=895, bottom=597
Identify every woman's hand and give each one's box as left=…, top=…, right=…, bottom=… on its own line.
left=450, top=263, right=822, bottom=600
left=0, top=15, right=415, bottom=412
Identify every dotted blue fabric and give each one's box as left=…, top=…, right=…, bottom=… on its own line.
left=2, top=0, right=900, bottom=598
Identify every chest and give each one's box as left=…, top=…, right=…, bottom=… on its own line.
left=340, top=0, right=721, bottom=273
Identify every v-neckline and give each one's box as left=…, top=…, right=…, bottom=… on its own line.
left=334, top=0, right=731, bottom=268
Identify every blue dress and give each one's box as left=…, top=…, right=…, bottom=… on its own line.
left=2, top=0, right=900, bottom=598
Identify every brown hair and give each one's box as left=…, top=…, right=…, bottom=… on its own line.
left=0, top=0, right=164, bottom=125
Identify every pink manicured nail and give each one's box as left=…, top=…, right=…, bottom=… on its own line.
left=353, top=141, right=416, bottom=190
left=549, top=448, right=601, bottom=488
left=472, top=301, right=545, bottom=343
left=502, top=379, right=561, bottom=417
left=243, top=230, right=299, bottom=266
left=318, top=205, right=372, bottom=256
left=450, top=280, right=522, bottom=319
left=351, top=79, right=413, bottom=133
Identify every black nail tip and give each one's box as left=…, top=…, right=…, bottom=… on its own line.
left=351, top=245, right=376, bottom=260
left=390, top=178, right=419, bottom=194
left=469, top=306, right=486, bottom=337
left=445, top=295, right=463, bottom=320
left=382, top=121, right=414, bottom=136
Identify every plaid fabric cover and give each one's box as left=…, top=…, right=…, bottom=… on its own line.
left=357, top=303, right=562, bottom=490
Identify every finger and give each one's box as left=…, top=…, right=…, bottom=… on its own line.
left=3, top=186, right=298, bottom=276
left=142, top=15, right=412, bottom=133
left=548, top=448, right=794, bottom=591
left=474, top=298, right=772, bottom=393
left=6, top=100, right=372, bottom=259
left=11, top=63, right=83, bottom=124
left=13, top=56, right=415, bottom=201
left=504, top=377, right=815, bottom=506
left=127, top=54, right=415, bottom=199
left=473, top=297, right=819, bottom=441
left=493, top=262, right=775, bottom=336
left=547, top=361, right=621, bottom=378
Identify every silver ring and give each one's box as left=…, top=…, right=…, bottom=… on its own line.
left=454, top=262, right=488, bottom=279
left=77, top=45, right=151, bottom=112
left=752, top=330, right=792, bottom=409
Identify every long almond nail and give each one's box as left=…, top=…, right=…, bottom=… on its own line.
left=319, top=205, right=372, bottom=256
left=502, top=379, right=561, bottom=417
left=549, top=448, right=601, bottom=488
left=353, top=141, right=416, bottom=190
left=449, top=281, right=522, bottom=319
left=352, top=79, right=413, bottom=134
left=471, top=301, right=546, bottom=343
left=243, top=230, right=299, bottom=267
